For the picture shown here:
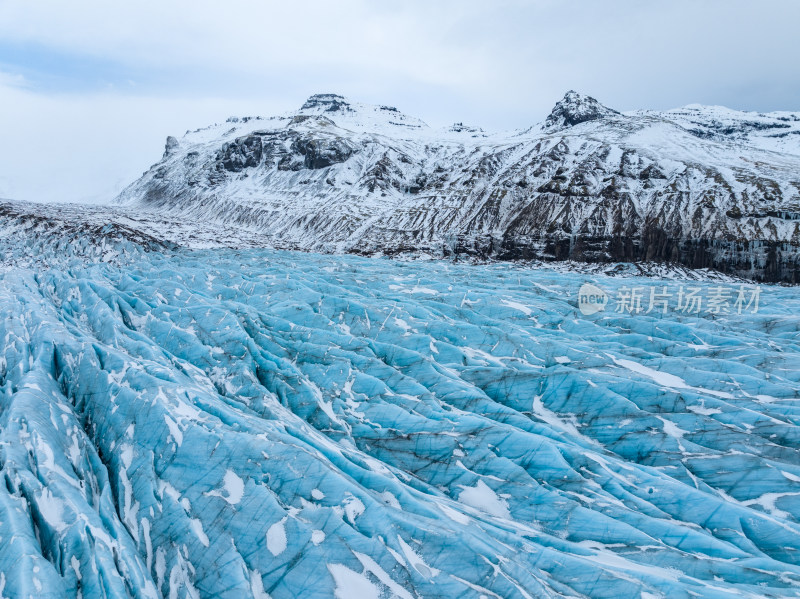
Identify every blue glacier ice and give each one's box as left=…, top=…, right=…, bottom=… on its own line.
left=1, top=246, right=799, bottom=598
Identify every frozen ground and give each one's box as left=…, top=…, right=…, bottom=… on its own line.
left=0, top=243, right=799, bottom=598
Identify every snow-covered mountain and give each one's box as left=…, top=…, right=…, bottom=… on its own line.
left=117, top=92, right=800, bottom=282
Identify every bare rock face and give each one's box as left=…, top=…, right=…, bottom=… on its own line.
left=163, top=135, right=180, bottom=158
left=217, top=135, right=264, bottom=172
left=291, top=136, right=357, bottom=170
left=117, top=93, right=800, bottom=282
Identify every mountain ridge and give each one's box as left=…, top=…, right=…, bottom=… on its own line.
left=116, top=91, right=800, bottom=282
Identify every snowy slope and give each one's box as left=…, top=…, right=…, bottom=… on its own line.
left=1, top=227, right=800, bottom=598
left=116, top=92, right=800, bottom=282
left=636, top=104, right=800, bottom=157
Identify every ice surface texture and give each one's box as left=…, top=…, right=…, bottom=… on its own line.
left=1, top=249, right=799, bottom=598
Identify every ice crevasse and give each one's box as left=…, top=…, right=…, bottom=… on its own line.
left=0, top=248, right=799, bottom=598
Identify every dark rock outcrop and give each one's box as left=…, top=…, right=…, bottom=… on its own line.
left=300, top=93, right=353, bottom=113
left=217, top=135, right=263, bottom=172
left=291, top=136, right=356, bottom=170
left=544, top=91, right=621, bottom=128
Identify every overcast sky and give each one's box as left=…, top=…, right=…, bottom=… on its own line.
left=1, top=0, right=798, bottom=204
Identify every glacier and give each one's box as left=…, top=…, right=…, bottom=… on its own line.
left=1, top=242, right=799, bottom=598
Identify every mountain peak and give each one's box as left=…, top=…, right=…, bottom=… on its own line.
left=299, top=93, right=353, bottom=113
left=544, top=91, right=620, bottom=129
